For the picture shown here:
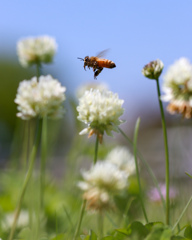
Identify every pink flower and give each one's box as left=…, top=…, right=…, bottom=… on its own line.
left=148, top=184, right=177, bottom=203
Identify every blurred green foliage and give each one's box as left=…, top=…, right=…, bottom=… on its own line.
left=0, top=58, right=35, bottom=160
left=0, top=59, right=35, bottom=129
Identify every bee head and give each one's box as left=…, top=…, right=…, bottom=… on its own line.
left=84, top=56, right=89, bottom=62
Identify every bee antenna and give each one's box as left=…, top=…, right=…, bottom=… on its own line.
left=77, top=57, right=84, bottom=61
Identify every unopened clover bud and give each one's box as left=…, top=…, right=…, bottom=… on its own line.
left=142, top=59, right=164, bottom=80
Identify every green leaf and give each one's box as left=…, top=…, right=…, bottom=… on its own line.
left=160, top=228, right=172, bottom=240
left=171, top=237, right=186, bottom=240
left=18, top=227, right=32, bottom=239
left=145, top=227, right=164, bottom=240
left=90, top=230, right=98, bottom=240
left=83, top=230, right=98, bottom=240
left=116, top=221, right=149, bottom=238
left=116, top=227, right=131, bottom=236
left=184, top=225, right=192, bottom=239
left=145, top=225, right=172, bottom=240
left=128, top=221, right=149, bottom=238
left=107, top=229, right=130, bottom=240
left=51, top=234, right=66, bottom=240
left=101, top=236, right=116, bottom=240
left=145, top=222, right=164, bottom=231
left=83, top=236, right=91, bottom=240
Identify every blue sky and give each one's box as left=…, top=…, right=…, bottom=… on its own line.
left=1, top=1, right=192, bottom=120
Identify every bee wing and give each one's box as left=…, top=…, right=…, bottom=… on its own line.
left=96, top=49, right=110, bottom=58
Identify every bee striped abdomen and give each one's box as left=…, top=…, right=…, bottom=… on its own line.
left=97, top=59, right=116, bottom=68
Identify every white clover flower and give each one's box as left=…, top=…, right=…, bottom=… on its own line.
left=78, top=161, right=127, bottom=193
left=78, top=161, right=128, bottom=211
left=163, top=58, right=192, bottom=86
left=142, top=59, right=164, bottom=80
left=17, top=35, right=57, bottom=67
left=15, top=75, right=66, bottom=120
left=2, top=210, right=29, bottom=230
left=105, top=146, right=135, bottom=177
left=77, top=89, right=124, bottom=142
left=76, top=82, right=108, bottom=99
left=162, top=58, right=192, bottom=119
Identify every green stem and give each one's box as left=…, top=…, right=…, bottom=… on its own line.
left=73, top=200, right=86, bottom=240
left=8, top=119, right=41, bottom=240
left=133, top=118, right=148, bottom=223
left=172, top=195, right=192, bottom=232
left=155, top=78, right=170, bottom=225
left=94, top=135, right=99, bottom=165
left=21, top=121, right=30, bottom=169
left=122, top=197, right=135, bottom=227
left=98, top=212, right=104, bottom=238
left=117, top=126, right=166, bottom=213
left=185, top=172, right=192, bottom=179
left=106, top=212, right=118, bottom=228
left=63, top=205, right=75, bottom=230
left=73, top=135, right=99, bottom=240
left=55, top=211, right=58, bottom=236
left=40, top=115, right=47, bottom=209
left=36, top=64, right=41, bottom=80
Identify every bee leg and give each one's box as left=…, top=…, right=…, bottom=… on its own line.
left=94, top=67, right=103, bottom=79
left=93, top=67, right=97, bottom=79
left=84, top=63, right=90, bottom=71
left=93, top=66, right=96, bottom=72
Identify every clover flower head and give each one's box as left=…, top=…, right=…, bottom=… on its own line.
left=161, top=58, right=192, bottom=118
left=142, top=59, right=164, bottom=80
left=2, top=210, right=29, bottom=230
left=15, top=75, right=66, bottom=120
left=78, top=161, right=128, bottom=211
left=17, top=35, right=57, bottom=67
left=105, top=146, right=135, bottom=177
left=80, top=161, right=128, bottom=192
left=77, top=89, right=124, bottom=142
left=163, top=58, right=192, bottom=85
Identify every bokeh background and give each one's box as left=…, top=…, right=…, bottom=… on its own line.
left=0, top=0, right=192, bottom=181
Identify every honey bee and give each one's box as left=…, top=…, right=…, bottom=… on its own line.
left=78, top=50, right=116, bottom=79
